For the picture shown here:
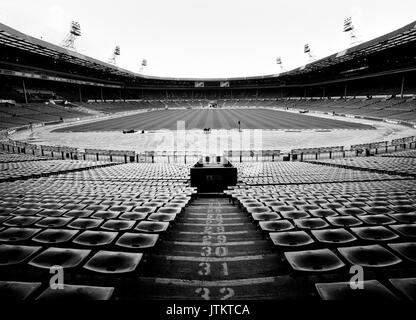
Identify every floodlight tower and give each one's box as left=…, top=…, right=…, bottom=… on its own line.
left=139, top=59, right=147, bottom=73
left=108, top=46, right=121, bottom=65
left=276, top=57, right=283, bottom=72
left=343, top=17, right=360, bottom=45
left=304, top=43, right=314, bottom=61
left=61, top=21, right=81, bottom=51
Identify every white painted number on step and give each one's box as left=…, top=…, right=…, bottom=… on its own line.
left=195, top=287, right=210, bottom=300
left=198, top=262, right=211, bottom=276
left=220, top=287, right=235, bottom=300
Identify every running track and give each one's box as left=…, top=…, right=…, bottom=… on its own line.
left=55, top=109, right=373, bottom=132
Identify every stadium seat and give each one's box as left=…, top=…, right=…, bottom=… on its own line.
left=36, top=284, right=114, bottom=300
left=294, top=218, right=329, bottom=230
left=91, top=211, right=120, bottom=220
left=0, top=244, right=42, bottom=266
left=32, top=229, right=78, bottom=244
left=311, top=229, right=357, bottom=245
left=280, top=210, right=310, bottom=220
left=0, top=227, right=41, bottom=242
left=259, top=220, right=294, bottom=232
left=351, top=226, right=399, bottom=241
left=135, top=221, right=169, bottom=233
left=35, top=217, right=72, bottom=228
left=363, top=206, right=394, bottom=215
left=269, top=231, right=314, bottom=248
left=358, top=214, right=396, bottom=225
left=73, top=231, right=118, bottom=246
left=315, top=280, right=398, bottom=300
left=284, top=249, right=345, bottom=272
left=29, top=247, right=91, bottom=269
left=337, top=245, right=402, bottom=268
left=389, top=278, right=416, bottom=300
left=37, top=209, right=67, bottom=217
left=337, top=208, right=366, bottom=216
left=83, top=251, right=143, bottom=274
left=68, top=218, right=103, bottom=230
left=116, top=233, right=159, bottom=249
left=309, top=209, right=338, bottom=218
left=64, top=210, right=93, bottom=218
left=148, top=213, right=177, bottom=222
left=0, top=281, right=42, bottom=300
left=390, top=213, right=416, bottom=223
left=3, top=216, right=41, bottom=227
left=326, top=216, right=363, bottom=227
left=388, top=242, right=416, bottom=263
left=389, top=224, right=416, bottom=238
left=101, top=220, right=135, bottom=231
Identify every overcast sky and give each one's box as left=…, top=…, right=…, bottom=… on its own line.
left=1, top=0, right=415, bottom=78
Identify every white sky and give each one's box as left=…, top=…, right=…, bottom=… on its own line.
left=1, top=0, right=415, bottom=78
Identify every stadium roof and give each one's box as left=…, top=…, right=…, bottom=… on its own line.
left=0, top=20, right=415, bottom=83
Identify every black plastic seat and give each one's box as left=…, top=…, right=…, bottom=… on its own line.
left=108, top=205, right=133, bottom=213
left=37, top=209, right=67, bottom=217
left=359, top=214, right=396, bottom=225
left=36, top=284, right=114, bottom=300
left=298, top=205, right=320, bottom=212
left=91, top=211, right=120, bottom=220
left=294, top=218, right=329, bottom=230
left=338, top=245, right=402, bottom=268
left=85, top=205, right=110, bottom=212
left=389, top=278, right=416, bottom=300
left=62, top=204, right=87, bottom=211
left=64, top=210, right=93, bottom=218
left=101, top=220, right=135, bottom=231
left=135, top=221, right=169, bottom=233
left=390, top=213, right=416, bottom=223
left=119, top=212, right=148, bottom=221
left=337, top=208, right=366, bottom=216
left=321, top=203, right=343, bottom=210
left=252, top=211, right=280, bottom=221
left=389, top=205, right=415, bottom=213
left=273, top=205, right=296, bottom=213
left=309, top=209, right=338, bottom=218
left=148, top=213, right=176, bottom=222
left=68, top=218, right=103, bottom=230
left=132, top=207, right=155, bottom=214
left=41, top=203, right=63, bottom=210
left=316, top=280, right=398, bottom=300
left=32, top=229, right=78, bottom=244
left=326, top=216, right=363, bottom=228
left=388, top=242, right=416, bottom=263
left=259, top=220, right=294, bottom=232
left=390, top=224, right=416, bottom=238
left=157, top=207, right=182, bottom=215
left=345, top=202, right=367, bottom=208
left=284, top=249, right=345, bottom=272
left=269, top=231, right=314, bottom=248
left=312, top=229, right=357, bottom=245
left=0, top=227, right=40, bottom=242
left=116, top=233, right=159, bottom=249
left=29, top=247, right=91, bottom=269
left=35, top=217, right=72, bottom=228
left=11, top=208, right=41, bottom=216
left=83, top=250, right=142, bottom=274
left=0, top=245, right=42, bottom=266
left=0, top=281, right=42, bottom=300
left=73, top=231, right=118, bottom=246
left=280, top=210, right=310, bottom=220
left=363, top=206, right=394, bottom=215
left=3, top=216, right=40, bottom=227
left=351, top=226, right=399, bottom=242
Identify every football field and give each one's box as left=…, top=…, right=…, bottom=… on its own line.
left=55, top=108, right=373, bottom=132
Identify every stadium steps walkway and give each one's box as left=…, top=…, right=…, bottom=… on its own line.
left=121, top=196, right=314, bottom=300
